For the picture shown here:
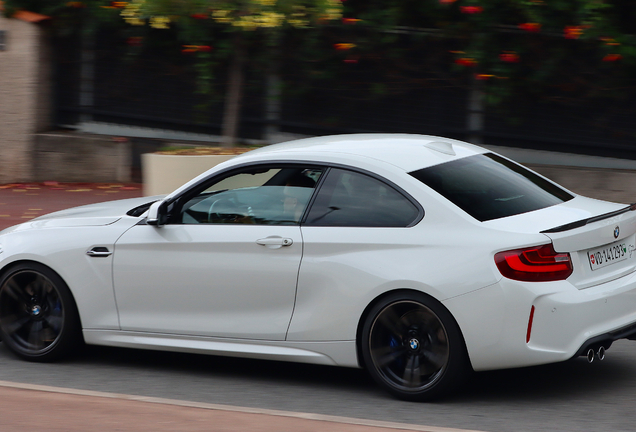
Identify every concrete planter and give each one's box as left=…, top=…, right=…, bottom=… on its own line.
left=142, top=153, right=239, bottom=196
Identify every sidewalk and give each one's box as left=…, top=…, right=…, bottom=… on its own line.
left=0, top=182, right=144, bottom=231
left=0, top=381, right=473, bottom=432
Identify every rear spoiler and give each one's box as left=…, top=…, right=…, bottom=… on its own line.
left=541, top=203, right=636, bottom=234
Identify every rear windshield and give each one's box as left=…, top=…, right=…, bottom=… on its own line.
left=410, top=153, right=574, bottom=222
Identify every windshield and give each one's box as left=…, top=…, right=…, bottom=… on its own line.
left=410, top=153, right=574, bottom=222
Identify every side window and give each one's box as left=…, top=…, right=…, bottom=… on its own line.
left=304, top=168, right=420, bottom=227
left=177, top=166, right=323, bottom=225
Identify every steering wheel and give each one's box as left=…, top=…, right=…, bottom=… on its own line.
left=207, top=198, right=253, bottom=223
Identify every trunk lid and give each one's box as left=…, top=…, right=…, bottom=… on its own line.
left=484, top=196, right=636, bottom=289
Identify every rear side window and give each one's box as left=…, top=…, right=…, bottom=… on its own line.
left=305, top=168, right=420, bottom=227
left=410, top=153, right=573, bottom=222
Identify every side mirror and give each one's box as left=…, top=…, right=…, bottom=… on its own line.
left=146, top=200, right=168, bottom=227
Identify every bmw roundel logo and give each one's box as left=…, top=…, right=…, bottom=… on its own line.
left=31, top=305, right=41, bottom=316
left=409, top=338, right=420, bottom=350
left=615, top=226, right=620, bottom=239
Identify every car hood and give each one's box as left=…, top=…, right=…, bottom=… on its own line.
left=25, top=196, right=162, bottom=228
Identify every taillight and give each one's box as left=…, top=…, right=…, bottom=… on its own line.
left=495, top=244, right=573, bottom=282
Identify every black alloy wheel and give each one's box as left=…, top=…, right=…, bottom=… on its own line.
left=0, top=263, right=81, bottom=361
left=361, top=292, right=469, bottom=401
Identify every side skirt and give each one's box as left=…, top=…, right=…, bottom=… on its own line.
left=83, top=330, right=360, bottom=367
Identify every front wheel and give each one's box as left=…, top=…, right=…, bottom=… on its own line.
left=0, top=263, right=82, bottom=362
left=361, top=292, right=469, bottom=401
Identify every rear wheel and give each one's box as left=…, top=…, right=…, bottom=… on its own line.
left=0, top=263, right=81, bottom=361
left=361, top=292, right=469, bottom=401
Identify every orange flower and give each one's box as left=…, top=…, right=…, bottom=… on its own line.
left=334, top=43, right=356, bottom=50
left=182, top=45, right=212, bottom=53
left=564, top=26, right=584, bottom=39
left=601, top=37, right=620, bottom=46
left=460, top=6, right=483, bottom=14
left=475, top=74, right=494, bottom=80
left=519, top=22, right=541, bottom=32
left=342, top=18, right=361, bottom=24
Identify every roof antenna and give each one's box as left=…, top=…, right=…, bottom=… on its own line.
left=424, top=141, right=455, bottom=156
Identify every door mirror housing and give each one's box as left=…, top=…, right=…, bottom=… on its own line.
left=147, top=200, right=168, bottom=227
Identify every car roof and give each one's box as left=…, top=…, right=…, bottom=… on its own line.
left=237, top=134, right=488, bottom=173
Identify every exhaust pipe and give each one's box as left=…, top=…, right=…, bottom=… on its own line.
left=587, top=348, right=595, bottom=363
left=597, top=346, right=606, bottom=361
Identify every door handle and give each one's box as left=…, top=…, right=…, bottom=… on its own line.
left=86, top=247, right=112, bottom=258
left=256, top=237, right=293, bottom=249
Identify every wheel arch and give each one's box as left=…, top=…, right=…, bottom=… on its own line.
left=0, top=259, right=84, bottom=331
left=355, top=288, right=471, bottom=370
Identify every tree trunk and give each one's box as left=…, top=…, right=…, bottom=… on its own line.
left=467, top=75, right=484, bottom=145
left=264, top=33, right=282, bottom=144
left=221, top=34, right=246, bottom=148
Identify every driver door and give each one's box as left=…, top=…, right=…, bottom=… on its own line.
left=112, top=164, right=323, bottom=340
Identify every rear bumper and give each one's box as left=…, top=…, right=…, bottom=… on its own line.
left=572, top=321, right=636, bottom=358
left=443, top=269, right=636, bottom=371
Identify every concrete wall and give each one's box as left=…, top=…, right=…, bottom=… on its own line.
left=0, top=14, right=50, bottom=183
left=33, top=133, right=131, bottom=183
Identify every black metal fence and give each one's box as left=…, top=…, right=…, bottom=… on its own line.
left=53, top=26, right=636, bottom=160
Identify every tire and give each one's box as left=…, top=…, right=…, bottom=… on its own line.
left=0, top=263, right=82, bottom=362
left=361, top=292, right=469, bottom=401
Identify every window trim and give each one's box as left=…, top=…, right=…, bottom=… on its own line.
left=163, top=160, right=424, bottom=228
left=302, top=165, right=424, bottom=228
left=166, top=162, right=327, bottom=225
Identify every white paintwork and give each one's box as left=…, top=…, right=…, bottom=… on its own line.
left=83, top=330, right=359, bottom=367
left=113, top=224, right=303, bottom=340
left=2, top=133, right=636, bottom=374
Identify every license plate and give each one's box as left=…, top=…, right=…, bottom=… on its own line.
left=587, top=239, right=631, bottom=271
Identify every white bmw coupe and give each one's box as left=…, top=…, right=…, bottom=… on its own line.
left=1, top=134, right=636, bottom=400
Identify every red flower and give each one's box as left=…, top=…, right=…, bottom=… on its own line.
left=127, top=36, right=143, bottom=46
left=460, top=6, right=483, bottom=14
left=519, top=22, right=541, bottom=32
left=455, top=57, right=477, bottom=67
left=342, top=18, right=361, bottom=24
left=344, top=58, right=359, bottom=64
left=191, top=13, right=208, bottom=19
left=439, top=0, right=457, bottom=3
left=499, top=52, right=520, bottom=63
left=603, top=54, right=622, bottom=62
left=564, top=26, right=584, bottom=39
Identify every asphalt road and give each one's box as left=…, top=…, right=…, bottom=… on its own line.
left=0, top=338, right=635, bottom=432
